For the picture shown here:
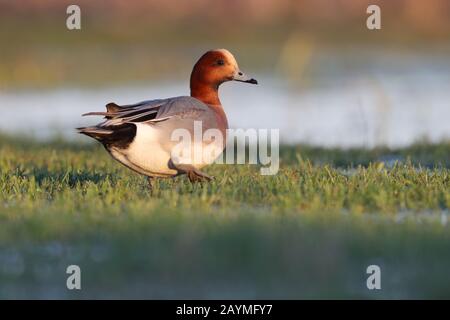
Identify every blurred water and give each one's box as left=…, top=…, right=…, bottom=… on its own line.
left=0, top=59, right=449, bottom=148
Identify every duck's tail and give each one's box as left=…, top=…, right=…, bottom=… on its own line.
left=77, top=124, right=137, bottom=149
left=77, top=126, right=113, bottom=141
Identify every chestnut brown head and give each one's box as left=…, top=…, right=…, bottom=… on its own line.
left=190, top=49, right=258, bottom=91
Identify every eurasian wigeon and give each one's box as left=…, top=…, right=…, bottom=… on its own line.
left=78, top=49, right=257, bottom=188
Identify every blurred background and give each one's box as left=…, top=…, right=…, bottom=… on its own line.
left=1, top=0, right=450, bottom=300
left=0, top=0, right=449, bottom=147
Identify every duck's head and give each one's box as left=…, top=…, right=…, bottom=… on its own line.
left=190, top=49, right=258, bottom=91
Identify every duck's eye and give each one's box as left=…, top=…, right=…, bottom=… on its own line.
left=216, top=59, right=225, bottom=66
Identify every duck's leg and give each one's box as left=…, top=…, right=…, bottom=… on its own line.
left=172, top=163, right=213, bottom=183
left=187, top=169, right=213, bottom=183
left=147, top=176, right=153, bottom=192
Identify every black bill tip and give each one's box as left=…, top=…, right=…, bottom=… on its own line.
left=246, top=78, right=258, bottom=85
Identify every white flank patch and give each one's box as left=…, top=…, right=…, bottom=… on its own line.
left=111, top=123, right=177, bottom=177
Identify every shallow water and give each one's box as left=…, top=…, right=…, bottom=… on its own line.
left=1, top=51, right=449, bottom=148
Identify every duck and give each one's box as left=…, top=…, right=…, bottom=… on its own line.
left=77, top=49, right=258, bottom=189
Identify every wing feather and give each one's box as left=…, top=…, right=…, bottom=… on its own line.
left=82, top=96, right=209, bottom=128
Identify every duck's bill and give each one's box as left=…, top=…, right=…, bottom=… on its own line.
left=233, top=71, right=258, bottom=84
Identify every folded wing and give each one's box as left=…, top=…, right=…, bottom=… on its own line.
left=82, top=96, right=209, bottom=127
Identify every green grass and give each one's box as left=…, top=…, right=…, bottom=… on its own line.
left=0, top=135, right=449, bottom=299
